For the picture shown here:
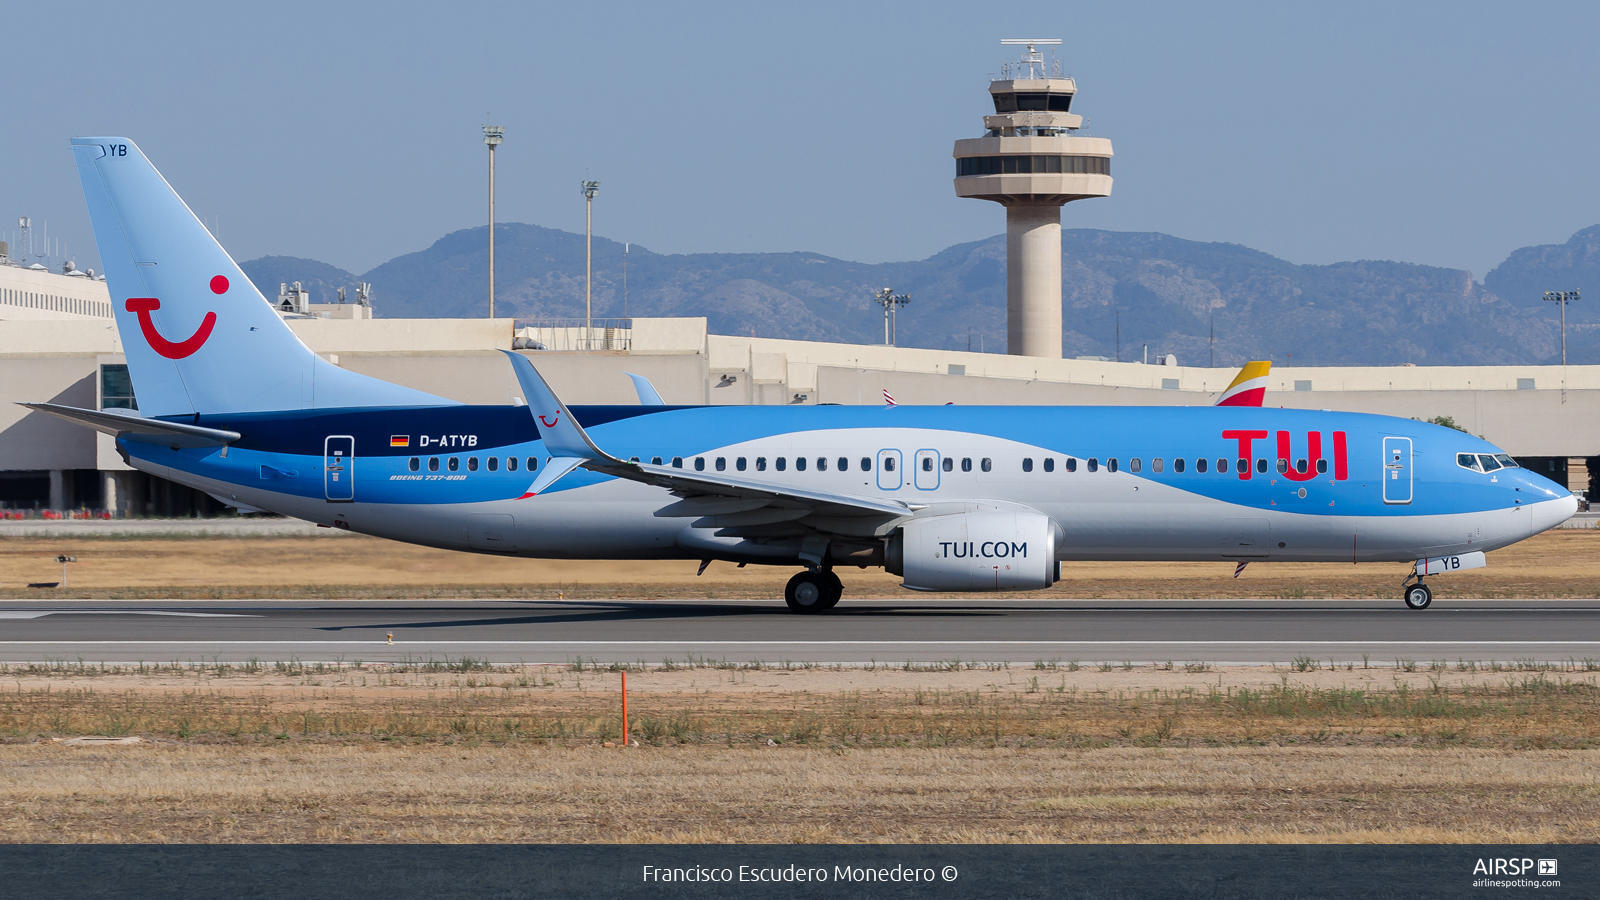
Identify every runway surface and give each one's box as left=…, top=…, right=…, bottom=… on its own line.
left=2, top=598, right=1599, bottom=665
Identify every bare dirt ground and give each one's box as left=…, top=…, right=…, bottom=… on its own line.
left=3, top=529, right=1598, bottom=600
left=2, top=662, right=1598, bottom=843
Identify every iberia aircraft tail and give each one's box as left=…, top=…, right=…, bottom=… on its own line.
left=1214, top=361, right=1271, bottom=407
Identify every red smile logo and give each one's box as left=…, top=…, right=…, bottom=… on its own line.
left=123, top=276, right=227, bottom=360
left=538, top=413, right=561, bottom=428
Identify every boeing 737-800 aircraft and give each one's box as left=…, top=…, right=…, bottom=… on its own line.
left=27, top=138, right=1577, bottom=612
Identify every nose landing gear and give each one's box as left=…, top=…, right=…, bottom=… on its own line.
left=785, top=568, right=843, bottom=613
left=1401, top=563, right=1432, bottom=610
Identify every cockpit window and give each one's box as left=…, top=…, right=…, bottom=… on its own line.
left=1457, top=453, right=1482, bottom=472
left=1494, top=453, right=1518, bottom=468
left=1478, top=454, right=1502, bottom=472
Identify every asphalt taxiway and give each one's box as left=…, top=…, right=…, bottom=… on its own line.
left=1, top=598, right=1597, bottom=665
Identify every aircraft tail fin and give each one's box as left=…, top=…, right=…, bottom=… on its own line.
left=1214, top=361, right=1271, bottom=407
left=69, top=137, right=451, bottom=417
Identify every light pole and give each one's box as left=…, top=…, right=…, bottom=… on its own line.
left=872, top=288, right=910, bottom=345
left=483, top=124, right=504, bottom=319
left=581, top=180, right=600, bottom=348
left=1544, top=290, right=1580, bottom=366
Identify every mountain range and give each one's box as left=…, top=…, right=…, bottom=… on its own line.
left=240, top=223, right=1600, bottom=367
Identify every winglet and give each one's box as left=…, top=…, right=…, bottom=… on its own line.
left=1215, top=361, right=1271, bottom=407
left=500, top=350, right=613, bottom=460
left=626, top=373, right=666, bottom=405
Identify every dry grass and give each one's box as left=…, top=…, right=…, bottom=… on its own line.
left=3, top=528, right=1599, bottom=600
left=2, top=663, right=1599, bottom=843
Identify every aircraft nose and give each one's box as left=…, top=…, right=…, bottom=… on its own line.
left=1529, top=492, right=1579, bottom=535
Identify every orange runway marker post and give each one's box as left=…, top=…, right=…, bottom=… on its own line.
left=621, top=671, right=629, bottom=748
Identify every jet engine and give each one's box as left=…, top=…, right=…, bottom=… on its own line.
left=886, top=511, right=1059, bottom=591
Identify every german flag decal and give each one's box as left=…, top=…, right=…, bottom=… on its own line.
left=390, top=435, right=410, bottom=448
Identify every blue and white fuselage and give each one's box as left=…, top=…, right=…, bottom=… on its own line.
left=36, top=136, right=1576, bottom=611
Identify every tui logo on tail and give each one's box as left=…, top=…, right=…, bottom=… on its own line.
left=123, top=275, right=227, bottom=359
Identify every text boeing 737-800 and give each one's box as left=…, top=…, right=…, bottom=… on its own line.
left=25, top=138, right=1576, bottom=612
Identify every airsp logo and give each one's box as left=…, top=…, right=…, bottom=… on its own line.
left=1472, top=858, right=1552, bottom=876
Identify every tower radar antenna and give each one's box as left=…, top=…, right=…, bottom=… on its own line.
left=999, top=39, right=1061, bottom=80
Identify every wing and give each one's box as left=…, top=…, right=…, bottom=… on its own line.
left=18, top=402, right=239, bottom=448
left=500, top=351, right=913, bottom=534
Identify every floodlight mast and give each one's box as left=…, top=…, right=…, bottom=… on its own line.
left=581, top=180, right=601, bottom=347
left=483, top=124, right=505, bottom=319
left=1544, top=289, right=1580, bottom=368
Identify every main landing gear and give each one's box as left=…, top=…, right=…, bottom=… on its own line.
left=785, top=568, right=843, bottom=613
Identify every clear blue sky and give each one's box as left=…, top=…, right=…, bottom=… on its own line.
left=3, top=0, right=1596, bottom=281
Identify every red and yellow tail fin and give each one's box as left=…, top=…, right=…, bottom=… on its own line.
left=1215, top=361, right=1271, bottom=407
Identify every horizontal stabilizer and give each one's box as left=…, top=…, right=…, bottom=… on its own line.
left=18, top=402, right=239, bottom=448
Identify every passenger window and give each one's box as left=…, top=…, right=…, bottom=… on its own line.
left=651, top=457, right=662, bottom=465
left=817, top=457, right=827, bottom=471
left=1277, top=459, right=1288, bottom=474
left=979, top=458, right=991, bottom=472
left=861, top=457, right=872, bottom=471
left=716, top=457, right=726, bottom=471
left=448, top=457, right=459, bottom=471
left=1043, top=458, right=1054, bottom=473
left=879, top=457, right=890, bottom=472
left=1108, top=458, right=1119, bottom=473
left=756, top=457, right=767, bottom=471
left=1151, top=458, right=1163, bottom=473
left=428, top=457, right=439, bottom=472
left=1256, top=458, right=1267, bottom=474
left=1236, top=458, right=1247, bottom=473
left=1316, top=459, right=1328, bottom=474
left=1478, top=454, right=1502, bottom=472
left=1129, top=458, right=1142, bottom=473
left=922, top=457, right=934, bottom=472
left=1494, top=453, right=1518, bottom=468
left=838, top=457, right=848, bottom=471
left=736, top=457, right=747, bottom=471
left=1065, top=457, right=1077, bottom=473
left=1087, top=458, right=1099, bottom=473
left=797, top=457, right=808, bottom=472
left=630, top=457, right=640, bottom=463
left=942, top=457, right=953, bottom=472
left=467, top=457, right=478, bottom=472
left=1217, top=459, right=1228, bottom=473
left=1196, top=458, right=1208, bottom=473
left=1022, top=458, right=1033, bottom=472
left=1457, top=453, right=1481, bottom=471
left=776, top=457, right=787, bottom=471
left=672, top=457, right=683, bottom=468
left=961, top=457, right=973, bottom=472
left=1296, top=459, right=1308, bottom=473
left=487, top=457, right=498, bottom=472
left=694, top=457, right=705, bottom=471
left=408, top=457, right=419, bottom=472
left=527, top=457, right=538, bottom=471
left=508, top=457, right=519, bottom=472
left=1174, top=458, right=1185, bottom=473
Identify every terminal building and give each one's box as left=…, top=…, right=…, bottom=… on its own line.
left=3, top=253, right=1597, bottom=515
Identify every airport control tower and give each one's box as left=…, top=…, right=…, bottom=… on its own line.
left=954, top=40, right=1113, bottom=358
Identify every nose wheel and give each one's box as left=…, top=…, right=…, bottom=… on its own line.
left=1403, top=582, right=1432, bottom=610
left=785, top=569, right=843, bottom=613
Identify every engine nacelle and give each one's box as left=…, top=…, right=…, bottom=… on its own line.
left=889, top=512, right=1058, bottom=592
